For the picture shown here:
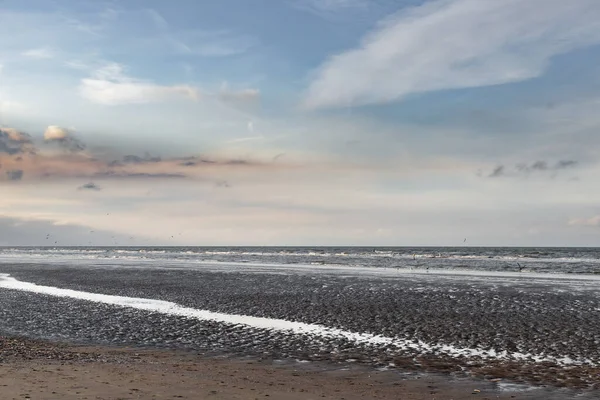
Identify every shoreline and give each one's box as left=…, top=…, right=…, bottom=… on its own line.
left=0, top=336, right=596, bottom=399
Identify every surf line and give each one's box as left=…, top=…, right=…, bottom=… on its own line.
left=0, top=273, right=589, bottom=366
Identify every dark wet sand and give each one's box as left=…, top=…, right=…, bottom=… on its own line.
left=0, top=336, right=580, bottom=400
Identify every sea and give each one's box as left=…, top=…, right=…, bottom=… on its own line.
left=1, top=246, right=599, bottom=274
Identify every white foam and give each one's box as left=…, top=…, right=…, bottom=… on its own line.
left=0, top=273, right=594, bottom=367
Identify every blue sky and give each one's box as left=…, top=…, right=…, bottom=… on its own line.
left=2, top=0, right=600, bottom=246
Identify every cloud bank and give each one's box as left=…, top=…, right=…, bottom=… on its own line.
left=79, top=63, right=199, bottom=106
left=0, top=125, right=279, bottom=183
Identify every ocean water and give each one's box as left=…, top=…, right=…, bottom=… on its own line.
left=0, top=246, right=599, bottom=274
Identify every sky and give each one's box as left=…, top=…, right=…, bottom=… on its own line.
left=1, top=0, right=600, bottom=246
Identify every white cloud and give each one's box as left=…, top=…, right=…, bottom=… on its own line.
left=43, top=125, right=69, bottom=140
left=21, top=47, right=55, bottom=59
left=78, top=64, right=259, bottom=107
left=303, top=0, right=600, bottom=109
left=79, top=63, right=199, bottom=105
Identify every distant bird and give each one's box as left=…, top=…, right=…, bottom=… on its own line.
left=463, top=238, right=467, bottom=243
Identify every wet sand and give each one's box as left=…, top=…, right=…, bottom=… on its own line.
left=0, top=336, right=576, bottom=400
left=2, top=266, right=600, bottom=387
left=1, top=264, right=600, bottom=398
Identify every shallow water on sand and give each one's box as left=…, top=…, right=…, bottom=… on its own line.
left=2, top=246, right=600, bottom=274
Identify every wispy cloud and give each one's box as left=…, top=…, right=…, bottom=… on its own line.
left=79, top=63, right=199, bottom=105
left=21, top=47, right=55, bottom=59
left=303, top=0, right=600, bottom=109
left=78, top=63, right=260, bottom=106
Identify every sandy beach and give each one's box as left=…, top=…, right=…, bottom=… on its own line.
left=1, top=336, right=577, bottom=400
